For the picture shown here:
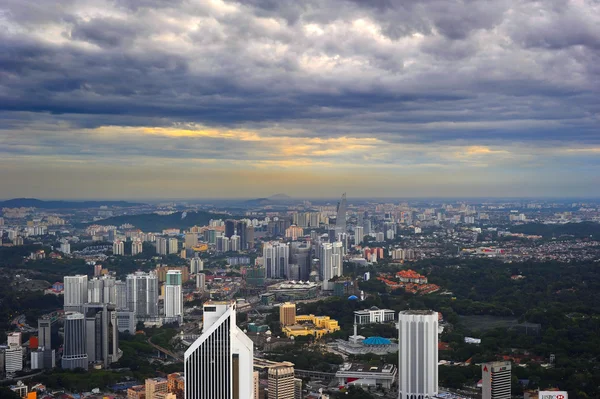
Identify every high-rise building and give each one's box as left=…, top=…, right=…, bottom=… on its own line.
left=319, top=242, right=343, bottom=291
left=225, top=220, right=236, bottom=238
left=230, top=235, right=240, bottom=252
left=38, top=318, right=52, bottom=349
left=279, top=303, right=296, bottom=326
left=62, top=311, right=88, bottom=370
left=397, top=310, right=438, bottom=399
left=168, top=238, right=179, bottom=254
left=64, top=275, right=88, bottom=312
left=254, top=371, right=260, bottom=399
left=88, top=275, right=117, bottom=305
left=245, top=225, right=255, bottom=250
left=113, top=239, right=125, bottom=256
left=31, top=348, right=55, bottom=370
left=482, top=361, right=511, bottom=399
left=115, top=280, right=127, bottom=309
left=196, top=273, right=206, bottom=292
left=165, top=270, right=183, bottom=324
left=185, top=233, right=199, bottom=249
left=285, top=225, right=304, bottom=240
left=132, top=239, right=143, bottom=256
left=294, top=378, right=302, bottom=399
left=60, top=242, right=71, bottom=254
left=156, top=237, right=168, bottom=255
left=5, top=347, right=23, bottom=373
left=126, top=271, right=159, bottom=319
left=184, top=301, right=254, bottom=399
left=83, top=303, right=121, bottom=367
left=146, top=377, right=169, bottom=399
left=263, top=242, right=290, bottom=279
left=354, top=226, right=364, bottom=245
left=335, top=193, right=348, bottom=233
left=216, top=236, right=230, bottom=252
left=7, top=332, right=21, bottom=347
left=268, top=364, right=295, bottom=399
left=190, top=256, right=204, bottom=274
left=290, top=242, right=311, bottom=281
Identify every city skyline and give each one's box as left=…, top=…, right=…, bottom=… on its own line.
left=1, top=0, right=600, bottom=199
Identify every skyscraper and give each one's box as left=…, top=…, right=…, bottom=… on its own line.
left=225, top=219, right=235, bottom=238
left=279, top=303, right=296, bottom=326
left=113, top=239, right=125, bottom=256
left=165, top=270, right=183, bottom=324
left=88, top=275, right=117, bottom=305
left=319, top=241, right=343, bottom=291
left=196, top=272, right=206, bottom=292
left=354, top=226, right=364, bottom=245
left=263, top=241, right=290, bottom=279
left=184, top=301, right=254, bottom=399
left=185, top=233, right=199, bottom=249
left=397, top=310, right=438, bottom=399
left=156, top=237, right=168, bottom=255
left=236, top=220, right=247, bottom=249
left=482, top=361, right=511, bottom=399
left=168, top=238, right=179, bottom=254
left=126, top=271, right=159, bottom=319
left=290, top=242, right=311, bottom=281
left=230, top=235, right=240, bottom=252
left=115, top=280, right=127, bottom=310
left=62, top=312, right=88, bottom=370
left=131, top=239, right=143, bottom=256
left=83, top=303, right=121, bottom=367
left=190, top=256, right=204, bottom=274
left=38, top=318, right=52, bottom=349
left=335, top=193, right=348, bottom=233
left=268, top=364, right=295, bottom=399
left=64, top=275, right=88, bottom=312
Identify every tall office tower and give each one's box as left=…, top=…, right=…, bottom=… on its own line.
left=268, top=364, right=295, bottom=399
left=263, top=241, right=290, bottom=279
left=113, top=239, right=125, bottom=256
left=126, top=271, right=159, bottom=319
left=184, top=301, right=254, bottom=399
left=319, top=242, right=343, bottom=291
left=354, top=226, right=364, bottom=245
left=185, top=233, right=199, bottom=249
left=38, top=318, right=52, bottom=349
left=245, top=225, right=255, bottom=250
left=62, top=311, right=88, bottom=370
left=60, top=242, right=71, bottom=254
left=363, top=219, right=372, bottom=235
left=131, top=239, right=143, bottom=256
left=482, top=361, right=511, bottom=399
left=88, top=275, right=117, bottom=305
left=225, top=219, right=235, bottom=238
left=168, top=238, right=179, bottom=254
left=196, top=273, right=206, bottom=291
left=164, top=270, right=183, bottom=324
left=230, top=235, right=241, bottom=252
left=335, top=193, right=348, bottom=233
left=216, top=236, right=230, bottom=252
left=397, top=310, right=438, bottom=399
left=83, top=303, right=121, bottom=367
left=309, top=212, right=320, bottom=227
left=290, top=242, right=311, bottom=281
left=190, top=256, right=204, bottom=274
left=156, top=237, right=168, bottom=255
left=115, top=281, right=127, bottom=309
left=279, top=303, right=296, bottom=326
left=236, top=221, right=247, bottom=249
left=5, top=346, right=23, bottom=373
left=64, top=275, right=88, bottom=312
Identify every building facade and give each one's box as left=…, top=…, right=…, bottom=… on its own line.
left=165, top=270, right=183, bottom=324
left=482, top=361, right=511, bottom=399
left=268, top=365, right=295, bottom=399
left=62, top=311, right=88, bottom=370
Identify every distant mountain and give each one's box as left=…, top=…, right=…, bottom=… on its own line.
left=268, top=193, right=292, bottom=200
left=0, top=198, right=144, bottom=209
left=86, top=210, right=231, bottom=231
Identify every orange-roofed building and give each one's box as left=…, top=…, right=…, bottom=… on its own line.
left=396, top=269, right=428, bottom=284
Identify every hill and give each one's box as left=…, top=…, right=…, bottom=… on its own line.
left=511, top=221, right=600, bottom=239
left=87, top=210, right=231, bottom=231
left=0, top=198, right=143, bottom=209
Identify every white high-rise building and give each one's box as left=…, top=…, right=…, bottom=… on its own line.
left=164, top=270, right=183, bottom=324
left=115, top=281, right=127, bottom=309
left=88, top=275, right=117, bottom=305
left=263, top=242, right=290, bottom=279
left=64, top=275, right=88, bottom=312
left=5, top=346, right=23, bottom=373
left=113, top=240, right=125, bottom=256
left=190, top=257, right=204, bottom=274
left=60, top=242, right=71, bottom=254
left=168, top=238, right=179, bottom=254
left=482, top=361, right=511, bottom=399
left=196, top=273, right=206, bottom=292
left=131, top=239, right=143, bottom=256
left=126, top=271, right=159, bottom=319
left=319, top=241, right=343, bottom=291
left=62, top=312, right=88, bottom=370
left=354, top=226, right=364, bottom=245
left=397, top=310, right=438, bottom=399
left=185, top=301, right=254, bottom=399
left=230, top=235, right=240, bottom=252
left=156, top=237, right=168, bottom=255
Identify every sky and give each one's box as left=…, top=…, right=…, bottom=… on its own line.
left=1, top=0, right=600, bottom=199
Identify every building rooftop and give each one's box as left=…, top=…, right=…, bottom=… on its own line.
left=363, top=336, right=392, bottom=346
left=400, top=310, right=436, bottom=315
left=337, top=362, right=396, bottom=374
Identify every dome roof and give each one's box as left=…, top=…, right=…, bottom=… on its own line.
left=348, top=295, right=358, bottom=300
left=363, top=336, right=391, bottom=346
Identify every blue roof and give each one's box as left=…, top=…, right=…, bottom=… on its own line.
left=348, top=295, right=358, bottom=300
left=363, top=336, right=391, bottom=346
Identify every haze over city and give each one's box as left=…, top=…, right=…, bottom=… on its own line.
left=2, top=0, right=600, bottom=199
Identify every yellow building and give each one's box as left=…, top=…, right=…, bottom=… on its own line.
left=280, top=302, right=297, bottom=326
left=282, top=314, right=340, bottom=339
left=145, top=378, right=168, bottom=399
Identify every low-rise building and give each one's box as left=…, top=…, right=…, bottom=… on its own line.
left=335, top=362, right=397, bottom=389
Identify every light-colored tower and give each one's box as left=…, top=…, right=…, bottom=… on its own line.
left=168, top=238, right=179, bottom=254
left=190, top=257, right=204, bottom=274
left=279, top=303, right=296, bottom=326
left=184, top=301, right=254, bottom=399
left=165, top=270, right=183, bottom=324
left=64, top=275, right=88, bottom=312
left=126, top=271, right=159, bottom=318
left=397, top=310, right=438, bottom=399
left=131, top=239, right=143, bottom=256
left=335, top=193, right=347, bottom=233
left=319, top=241, right=343, bottom=291
left=268, top=364, right=295, bottom=399
left=62, top=311, right=88, bottom=370
left=113, top=239, right=125, bottom=256
left=156, top=237, right=168, bottom=255
left=115, top=280, right=127, bottom=310
left=482, top=361, right=511, bottom=399
left=263, top=242, right=290, bottom=279
left=354, top=226, right=364, bottom=245
left=253, top=371, right=260, bottom=399
left=196, top=273, right=206, bottom=292
left=185, top=233, right=199, bottom=249
left=230, top=235, right=240, bottom=252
